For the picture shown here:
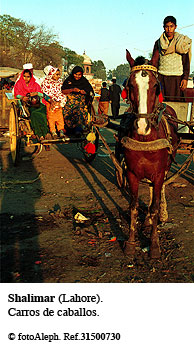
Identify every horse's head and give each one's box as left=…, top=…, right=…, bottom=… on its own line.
left=126, top=50, right=160, bottom=136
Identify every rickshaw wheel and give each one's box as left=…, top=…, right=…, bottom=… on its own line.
left=9, top=102, right=21, bottom=166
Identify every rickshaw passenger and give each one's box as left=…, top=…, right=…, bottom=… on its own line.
left=41, top=66, right=68, bottom=139
left=61, top=66, right=94, bottom=135
left=14, top=69, right=49, bottom=140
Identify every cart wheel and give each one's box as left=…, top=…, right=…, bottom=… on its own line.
left=9, top=102, right=21, bottom=166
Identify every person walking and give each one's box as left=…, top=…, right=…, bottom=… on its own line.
left=109, top=77, right=121, bottom=118
left=151, top=15, right=192, bottom=101
left=98, top=82, right=110, bottom=116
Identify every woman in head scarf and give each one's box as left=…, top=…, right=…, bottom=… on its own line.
left=41, top=66, right=67, bottom=139
left=14, top=68, right=49, bottom=140
left=61, top=66, right=94, bottom=133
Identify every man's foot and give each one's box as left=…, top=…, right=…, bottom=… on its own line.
left=51, top=131, right=58, bottom=139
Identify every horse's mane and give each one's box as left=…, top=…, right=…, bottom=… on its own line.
left=133, top=56, right=148, bottom=66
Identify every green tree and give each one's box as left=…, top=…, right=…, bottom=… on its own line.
left=92, top=60, right=106, bottom=80
left=63, top=48, right=84, bottom=69
left=0, top=14, right=61, bottom=68
left=113, top=64, right=130, bottom=85
left=107, top=69, right=113, bottom=80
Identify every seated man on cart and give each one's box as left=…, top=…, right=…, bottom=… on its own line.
left=61, top=66, right=94, bottom=136
left=151, top=15, right=192, bottom=102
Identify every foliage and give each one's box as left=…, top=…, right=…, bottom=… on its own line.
left=0, top=14, right=63, bottom=68
left=108, top=64, right=130, bottom=85
left=92, top=60, right=106, bottom=80
left=0, top=13, right=139, bottom=82
left=63, top=48, right=84, bottom=69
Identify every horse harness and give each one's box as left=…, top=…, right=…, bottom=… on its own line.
left=122, top=65, right=173, bottom=154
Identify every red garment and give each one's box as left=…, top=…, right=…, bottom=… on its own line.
left=121, top=88, right=128, bottom=100
left=159, top=92, right=164, bottom=103
left=14, top=70, right=41, bottom=97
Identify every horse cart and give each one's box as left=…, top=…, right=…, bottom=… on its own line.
left=103, top=57, right=194, bottom=259
left=113, top=98, right=194, bottom=189
left=6, top=93, right=102, bottom=166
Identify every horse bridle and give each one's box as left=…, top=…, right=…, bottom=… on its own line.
left=128, top=65, right=163, bottom=129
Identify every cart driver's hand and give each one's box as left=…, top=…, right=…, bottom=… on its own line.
left=80, top=90, right=86, bottom=95
left=180, top=79, right=187, bottom=91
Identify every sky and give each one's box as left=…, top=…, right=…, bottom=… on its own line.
left=1, top=0, right=194, bottom=72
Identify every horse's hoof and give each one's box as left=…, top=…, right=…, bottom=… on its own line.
left=124, top=242, right=136, bottom=255
left=150, top=245, right=161, bottom=259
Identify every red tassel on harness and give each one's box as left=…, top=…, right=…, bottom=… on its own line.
left=84, top=143, right=96, bottom=154
left=121, top=88, right=128, bottom=100
left=159, top=92, right=164, bottom=103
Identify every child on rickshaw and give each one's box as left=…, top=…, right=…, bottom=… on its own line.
left=61, top=66, right=94, bottom=136
left=41, top=66, right=68, bottom=139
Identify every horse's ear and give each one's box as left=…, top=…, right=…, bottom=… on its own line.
left=126, top=49, right=135, bottom=67
left=150, top=49, right=159, bottom=68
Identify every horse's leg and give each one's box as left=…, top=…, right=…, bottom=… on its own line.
left=159, top=184, right=168, bottom=222
left=144, top=183, right=167, bottom=226
left=149, top=176, right=166, bottom=259
left=124, top=171, right=139, bottom=255
left=144, top=185, right=153, bottom=227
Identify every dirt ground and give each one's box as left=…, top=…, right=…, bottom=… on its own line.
left=1, top=102, right=194, bottom=283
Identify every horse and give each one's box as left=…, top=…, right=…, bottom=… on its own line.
left=121, top=50, right=179, bottom=259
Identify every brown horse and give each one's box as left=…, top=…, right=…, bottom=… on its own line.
left=122, top=50, right=179, bottom=259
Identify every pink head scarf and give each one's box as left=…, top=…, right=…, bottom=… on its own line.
left=14, top=70, right=42, bottom=98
